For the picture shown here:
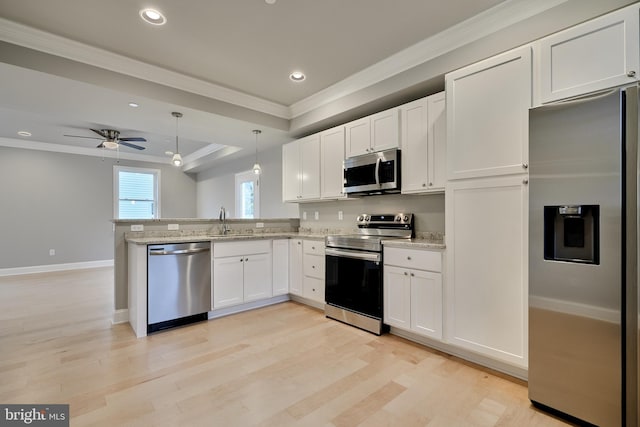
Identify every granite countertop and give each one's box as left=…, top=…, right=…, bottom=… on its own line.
left=125, top=230, right=444, bottom=248
left=125, top=232, right=326, bottom=245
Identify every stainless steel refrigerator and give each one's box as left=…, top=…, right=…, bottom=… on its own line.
left=529, top=86, right=638, bottom=426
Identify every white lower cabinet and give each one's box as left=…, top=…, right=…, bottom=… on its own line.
left=445, top=175, right=528, bottom=368
left=302, top=240, right=325, bottom=303
left=212, top=240, right=272, bottom=309
left=289, top=239, right=303, bottom=296
left=272, top=239, right=289, bottom=296
left=384, top=247, right=443, bottom=340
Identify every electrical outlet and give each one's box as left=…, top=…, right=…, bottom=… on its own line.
left=302, top=211, right=307, bottom=220
left=256, top=222, right=264, bottom=228
left=131, top=224, right=144, bottom=232
left=49, top=249, right=55, bottom=256
left=168, top=224, right=179, bottom=230
left=314, top=211, right=319, bottom=220
left=338, top=211, right=343, bottom=220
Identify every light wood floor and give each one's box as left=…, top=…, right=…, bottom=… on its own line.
left=0, top=268, right=572, bottom=426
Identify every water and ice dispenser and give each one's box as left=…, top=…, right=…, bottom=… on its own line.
left=543, top=205, right=600, bottom=264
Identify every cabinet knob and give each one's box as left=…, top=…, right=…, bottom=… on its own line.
left=298, top=241, right=301, bottom=245
left=422, top=183, right=426, bottom=187
left=312, top=246, right=315, bottom=250
left=312, top=265, right=315, bottom=269
left=404, top=272, right=408, bottom=276
left=410, top=273, right=415, bottom=277
left=240, top=258, right=244, bottom=262
left=428, top=182, right=433, bottom=186
left=628, top=70, right=637, bottom=78
left=245, top=258, right=249, bottom=261
left=523, top=179, right=529, bottom=185
left=522, top=163, right=528, bottom=169
left=407, top=256, right=411, bottom=260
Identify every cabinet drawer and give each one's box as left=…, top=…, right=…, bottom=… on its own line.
left=213, top=239, right=271, bottom=258
left=303, top=240, right=324, bottom=256
left=384, top=247, right=441, bottom=272
left=303, top=253, right=325, bottom=279
left=303, top=276, right=325, bottom=303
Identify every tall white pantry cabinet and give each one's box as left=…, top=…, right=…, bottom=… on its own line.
left=445, top=45, right=531, bottom=369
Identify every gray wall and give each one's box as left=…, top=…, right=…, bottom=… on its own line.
left=0, top=146, right=197, bottom=269
left=196, top=144, right=298, bottom=219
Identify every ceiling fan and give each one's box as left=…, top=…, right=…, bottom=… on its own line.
left=64, top=129, right=147, bottom=150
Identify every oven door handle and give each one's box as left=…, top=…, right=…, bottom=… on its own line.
left=325, top=247, right=381, bottom=262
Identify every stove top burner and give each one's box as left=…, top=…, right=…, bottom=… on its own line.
left=326, top=213, right=414, bottom=252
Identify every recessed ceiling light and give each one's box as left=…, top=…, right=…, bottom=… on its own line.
left=17, top=131, right=31, bottom=137
left=140, top=8, right=166, bottom=25
left=128, top=102, right=139, bottom=108
left=265, top=0, right=277, bottom=4
left=289, top=71, right=306, bottom=82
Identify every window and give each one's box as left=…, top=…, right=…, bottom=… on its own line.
left=235, top=170, right=260, bottom=219
left=114, top=166, right=160, bottom=219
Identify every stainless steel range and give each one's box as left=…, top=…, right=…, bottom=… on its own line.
left=325, top=213, right=414, bottom=335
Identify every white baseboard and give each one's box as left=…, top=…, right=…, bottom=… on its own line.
left=288, top=294, right=325, bottom=310
left=0, top=259, right=114, bottom=277
left=112, top=309, right=129, bottom=325
left=389, top=327, right=528, bottom=381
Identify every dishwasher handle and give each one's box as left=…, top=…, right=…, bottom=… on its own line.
left=149, top=247, right=210, bottom=256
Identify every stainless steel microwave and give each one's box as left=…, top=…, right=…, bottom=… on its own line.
left=343, top=148, right=401, bottom=195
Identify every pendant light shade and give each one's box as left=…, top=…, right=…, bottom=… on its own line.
left=252, top=129, right=262, bottom=175
left=171, top=112, right=183, bottom=167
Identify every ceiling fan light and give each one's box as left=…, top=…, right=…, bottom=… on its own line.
left=172, top=153, right=183, bottom=167
left=103, top=140, right=119, bottom=149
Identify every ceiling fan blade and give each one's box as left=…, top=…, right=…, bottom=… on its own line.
left=119, top=142, right=146, bottom=150
left=90, top=128, right=108, bottom=138
left=96, top=142, right=104, bottom=148
left=64, top=134, right=102, bottom=140
left=119, top=137, right=146, bottom=142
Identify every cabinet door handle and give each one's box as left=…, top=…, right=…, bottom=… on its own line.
left=522, top=163, right=528, bottom=169
left=628, top=70, right=637, bottom=78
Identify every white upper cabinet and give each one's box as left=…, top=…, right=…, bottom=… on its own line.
left=282, top=134, right=321, bottom=202
left=401, top=92, right=446, bottom=194
left=345, top=107, right=400, bottom=157
left=537, top=4, right=639, bottom=104
left=320, top=125, right=346, bottom=200
left=446, top=45, right=532, bottom=180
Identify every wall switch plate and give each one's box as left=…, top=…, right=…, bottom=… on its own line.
left=168, top=224, right=179, bottom=230
left=131, top=224, right=144, bottom=232
left=49, top=249, right=55, bottom=256
left=303, top=211, right=307, bottom=220
left=314, top=211, right=319, bottom=220
left=256, top=222, right=264, bottom=228
left=338, top=211, right=343, bottom=220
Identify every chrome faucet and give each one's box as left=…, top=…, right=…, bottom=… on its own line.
left=219, top=206, right=229, bottom=235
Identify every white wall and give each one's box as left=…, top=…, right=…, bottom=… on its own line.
left=197, top=145, right=298, bottom=219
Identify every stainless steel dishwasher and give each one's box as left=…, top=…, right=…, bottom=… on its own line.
left=147, top=241, right=211, bottom=333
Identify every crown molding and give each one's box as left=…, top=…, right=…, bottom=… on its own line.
left=289, top=0, right=568, bottom=117
left=0, top=18, right=290, bottom=119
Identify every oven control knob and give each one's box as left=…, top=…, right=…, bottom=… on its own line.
left=403, top=215, right=409, bottom=222
left=365, top=215, right=370, bottom=221
left=357, top=215, right=364, bottom=222
left=395, top=215, right=401, bottom=222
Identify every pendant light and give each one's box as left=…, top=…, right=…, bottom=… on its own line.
left=171, top=112, right=183, bottom=167
left=252, top=129, right=262, bottom=175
